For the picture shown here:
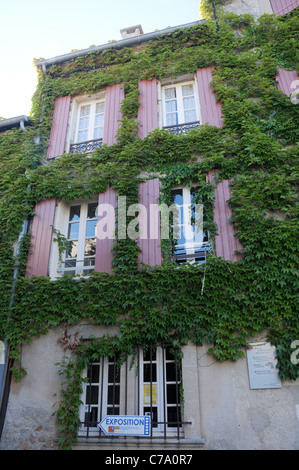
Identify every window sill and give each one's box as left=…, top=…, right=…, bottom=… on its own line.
left=73, top=437, right=205, bottom=450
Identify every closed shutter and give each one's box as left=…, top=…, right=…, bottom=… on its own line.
left=94, top=188, right=117, bottom=273
left=137, top=79, right=158, bottom=139
left=137, top=178, right=162, bottom=267
left=270, top=0, right=299, bottom=15
left=208, top=170, right=242, bottom=262
left=276, top=67, right=299, bottom=96
left=26, top=199, right=56, bottom=277
left=196, top=67, right=223, bottom=128
left=103, top=84, right=125, bottom=146
left=47, top=96, right=71, bottom=159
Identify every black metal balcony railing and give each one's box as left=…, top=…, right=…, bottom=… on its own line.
left=70, top=138, right=103, bottom=154
left=174, top=242, right=209, bottom=265
left=163, top=121, right=201, bottom=135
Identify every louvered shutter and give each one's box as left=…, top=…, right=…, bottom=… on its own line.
left=94, top=188, right=117, bottom=273
left=103, top=84, right=125, bottom=146
left=137, top=79, right=159, bottom=139
left=137, top=178, right=162, bottom=267
left=270, top=0, right=299, bottom=15
left=26, top=199, right=56, bottom=277
left=47, top=96, right=71, bottom=159
left=196, top=67, right=223, bottom=128
left=208, top=170, right=242, bottom=262
left=276, top=67, right=299, bottom=97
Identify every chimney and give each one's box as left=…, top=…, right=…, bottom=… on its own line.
left=120, top=25, right=144, bottom=39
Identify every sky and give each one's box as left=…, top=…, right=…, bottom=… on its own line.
left=0, top=0, right=202, bottom=119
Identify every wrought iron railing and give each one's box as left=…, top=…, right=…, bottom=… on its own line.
left=163, top=121, right=200, bottom=135
left=174, top=242, right=209, bottom=264
left=70, top=138, right=103, bottom=154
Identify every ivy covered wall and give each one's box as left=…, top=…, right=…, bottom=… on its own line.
left=0, top=10, right=298, bottom=448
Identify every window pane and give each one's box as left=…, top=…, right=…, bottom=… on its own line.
left=166, top=361, right=177, bottom=381
left=166, top=100, right=177, bottom=113
left=85, top=238, right=96, bottom=257
left=87, top=203, right=97, bottom=219
left=87, top=364, right=100, bottom=383
left=167, top=384, right=179, bottom=404
left=184, top=109, right=197, bottom=123
left=84, top=407, right=98, bottom=426
left=167, top=406, right=181, bottom=427
left=68, top=222, right=79, bottom=239
left=143, top=363, right=157, bottom=383
left=143, top=346, right=156, bottom=361
left=94, top=113, right=105, bottom=128
left=95, top=102, right=105, bottom=114
left=182, top=84, right=194, bottom=96
left=69, top=206, right=81, bottom=221
left=79, top=116, right=90, bottom=130
left=67, top=240, right=78, bottom=258
left=183, top=96, right=195, bottom=110
left=85, top=385, right=99, bottom=405
left=165, top=87, right=176, bottom=99
left=107, top=384, right=120, bottom=404
left=166, top=113, right=178, bottom=126
left=80, top=105, right=91, bottom=117
left=85, top=220, right=97, bottom=237
left=171, top=189, right=183, bottom=206
left=78, top=129, right=88, bottom=142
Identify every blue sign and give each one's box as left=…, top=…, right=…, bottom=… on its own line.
left=99, top=415, right=151, bottom=437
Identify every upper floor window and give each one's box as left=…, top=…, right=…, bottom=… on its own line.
left=64, top=201, right=98, bottom=276
left=161, top=80, right=200, bottom=135
left=171, top=186, right=209, bottom=264
left=68, top=93, right=106, bottom=154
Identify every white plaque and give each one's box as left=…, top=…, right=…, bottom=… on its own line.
left=247, top=342, right=281, bottom=389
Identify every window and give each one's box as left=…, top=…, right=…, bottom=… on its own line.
left=63, top=201, right=98, bottom=275
left=79, top=345, right=184, bottom=439
left=69, top=97, right=105, bottom=153
left=79, top=355, right=120, bottom=437
left=162, top=81, right=200, bottom=134
left=171, top=186, right=209, bottom=264
left=140, top=345, right=183, bottom=437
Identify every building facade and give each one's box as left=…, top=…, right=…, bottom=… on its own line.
left=0, top=1, right=298, bottom=451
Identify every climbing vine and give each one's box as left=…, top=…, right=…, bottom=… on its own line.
left=0, top=9, right=298, bottom=448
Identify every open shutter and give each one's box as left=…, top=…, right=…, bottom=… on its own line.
left=26, top=199, right=56, bottom=277
left=94, top=188, right=117, bottom=273
left=208, top=170, right=242, bottom=262
left=196, top=67, right=223, bottom=128
left=270, top=0, right=299, bottom=15
left=103, top=84, right=125, bottom=146
left=47, top=96, right=71, bottom=159
left=137, top=178, right=162, bottom=267
left=276, top=67, right=299, bottom=96
left=137, top=79, right=158, bottom=139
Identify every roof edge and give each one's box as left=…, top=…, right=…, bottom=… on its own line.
left=35, top=20, right=206, bottom=69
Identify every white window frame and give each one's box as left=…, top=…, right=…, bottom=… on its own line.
left=79, top=356, right=121, bottom=437
left=63, top=201, right=98, bottom=276
left=65, top=91, right=106, bottom=152
left=160, top=77, right=201, bottom=129
left=139, top=345, right=183, bottom=438
left=171, top=185, right=209, bottom=263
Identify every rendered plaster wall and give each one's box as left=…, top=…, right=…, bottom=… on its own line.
left=0, top=328, right=298, bottom=450
left=221, top=0, right=273, bottom=18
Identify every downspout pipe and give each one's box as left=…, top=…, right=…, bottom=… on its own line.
left=35, top=20, right=206, bottom=72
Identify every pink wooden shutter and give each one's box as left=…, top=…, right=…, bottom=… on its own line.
left=94, top=188, right=117, bottom=273
left=103, top=84, right=125, bottom=146
left=208, top=170, right=242, bottom=262
left=270, top=0, right=299, bottom=15
left=276, top=67, right=299, bottom=96
left=196, top=67, right=223, bottom=128
left=137, top=178, right=162, bottom=267
left=47, top=96, right=71, bottom=159
left=26, top=199, right=56, bottom=277
left=137, top=79, right=158, bottom=139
